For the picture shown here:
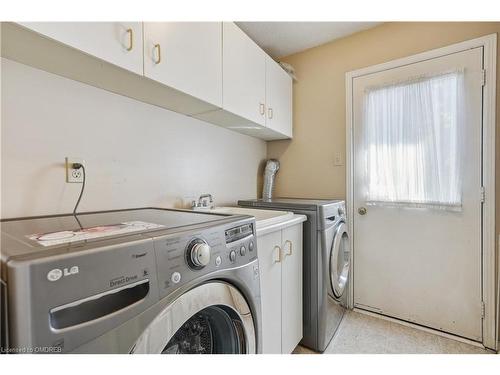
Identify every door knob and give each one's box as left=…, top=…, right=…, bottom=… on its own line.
left=358, top=207, right=367, bottom=215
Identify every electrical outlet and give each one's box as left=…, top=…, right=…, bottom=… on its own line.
left=66, top=157, right=85, bottom=183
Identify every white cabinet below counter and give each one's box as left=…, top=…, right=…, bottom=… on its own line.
left=210, top=206, right=306, bottom=353
left=258, top=218, right=304, bottom=354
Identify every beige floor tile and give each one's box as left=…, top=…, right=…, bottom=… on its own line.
left=293, top=310, right=489, bottom=354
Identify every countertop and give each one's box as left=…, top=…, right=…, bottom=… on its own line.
left=209, top=206, right=307, bottom=236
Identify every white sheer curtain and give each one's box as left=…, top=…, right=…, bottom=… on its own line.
left=362, top=71, right=464, bottom=210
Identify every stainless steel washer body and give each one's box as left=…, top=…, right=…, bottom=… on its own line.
left=1, top=208, right=262, bottom=354
left=238, top=198, right=350, bottom=352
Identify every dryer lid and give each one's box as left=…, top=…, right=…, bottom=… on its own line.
left=239, top=198, right=343, bottom=211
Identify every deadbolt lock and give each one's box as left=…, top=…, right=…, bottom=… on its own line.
left=358, top=207, right=367, bottom=215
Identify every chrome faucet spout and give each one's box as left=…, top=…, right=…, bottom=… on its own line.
left=198, top=193, right=213, bottom=203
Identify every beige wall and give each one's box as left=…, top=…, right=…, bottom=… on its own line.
left=1, top=58, right=266, bottom=218
left=268, top=22, right=500, bottom=204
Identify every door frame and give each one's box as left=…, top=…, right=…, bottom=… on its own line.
left=345, top=34, right=497, bottom=350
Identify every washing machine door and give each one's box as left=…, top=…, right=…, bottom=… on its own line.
left=131, top=282, right=256, bottom=354
left=329, top=221, right=350, bottom=300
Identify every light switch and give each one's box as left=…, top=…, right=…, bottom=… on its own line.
left=334, top=151, right=343, bottom=166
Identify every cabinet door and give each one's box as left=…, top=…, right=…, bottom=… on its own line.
left=222, top=22, right=266, bottom=126
left=281, top=224, right=303, bottom=354
left=257, top=230, right=283, bottom=354
left=143, top=22, right=222, bottom=107
left=18, top=22, right=143, bottom=75
left=266, top=56, right=293, bottom=138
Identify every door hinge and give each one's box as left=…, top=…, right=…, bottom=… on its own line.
left=481, top=301, right=485, bottom=319
left=480, top=186, right=486, bottom=203
left=481, top=69, right=486, bottom=86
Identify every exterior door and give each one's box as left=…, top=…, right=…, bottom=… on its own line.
left=352, top=47, right=483, bottom=341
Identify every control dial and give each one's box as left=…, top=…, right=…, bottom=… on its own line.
left=187, top=239, right=211, bottom=269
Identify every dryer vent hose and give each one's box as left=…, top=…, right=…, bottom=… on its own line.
left=262, top=159, right=280, bottom=201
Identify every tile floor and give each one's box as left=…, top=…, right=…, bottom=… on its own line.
left=293, top=310, right=490, bottom=354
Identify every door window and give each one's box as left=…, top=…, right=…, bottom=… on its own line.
left=362, top=71, right=464, bottom=210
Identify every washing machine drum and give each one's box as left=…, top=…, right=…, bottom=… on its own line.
left=329, top=221, right=350, bottom=299
left=131, top=282, right=256, bottom=354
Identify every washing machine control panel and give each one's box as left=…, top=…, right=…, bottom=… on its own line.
left=224, top=222, right=253, bottom=243
left=224, top=222, right=255, bottom=264
left=153, top=218, right=257, bottom=298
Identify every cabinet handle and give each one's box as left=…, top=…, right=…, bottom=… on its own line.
left=259, top=103, right=265, bottom=116
left=273, top=245, right=282, bottom=263
left=284, top=240, right=292, bottom=256
left=154, top=44, right=162, bottom=64
left=268, top=107, right=273, bottom=119
left=126, top=28, right=133, bottom=51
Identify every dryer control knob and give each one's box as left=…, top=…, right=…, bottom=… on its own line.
left=190, top=241, right=211, bottom=268
left=338, top=206, right=345, bottom=216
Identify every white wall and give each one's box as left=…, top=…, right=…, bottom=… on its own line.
left=1, top=58, right=267, bottom=218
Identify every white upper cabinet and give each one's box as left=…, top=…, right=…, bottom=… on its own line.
left=143, top=23, right=223, bottom=108
left=222, top=22, right=266, bottom=126
left=18, top=22, right=143, bottom=75
left=219, top=23, right=292, bottom=138
left=265, top=56, right=293, bottom=138
left=10, top=22, right=292, bottom=140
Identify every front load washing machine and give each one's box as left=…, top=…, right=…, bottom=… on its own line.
left=1, top=208, right=262, bottom=354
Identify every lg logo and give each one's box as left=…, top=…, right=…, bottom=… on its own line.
left=47, top=266, right=79, bottom=282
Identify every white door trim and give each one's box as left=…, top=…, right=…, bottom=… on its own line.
left=345, top=34, right=497, bottom=350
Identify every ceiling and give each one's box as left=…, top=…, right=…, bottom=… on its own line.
left=236, top=22, right=382, bottom=59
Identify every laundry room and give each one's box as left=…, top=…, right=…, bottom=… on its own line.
left=1, top=1, right=500, bottom=374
